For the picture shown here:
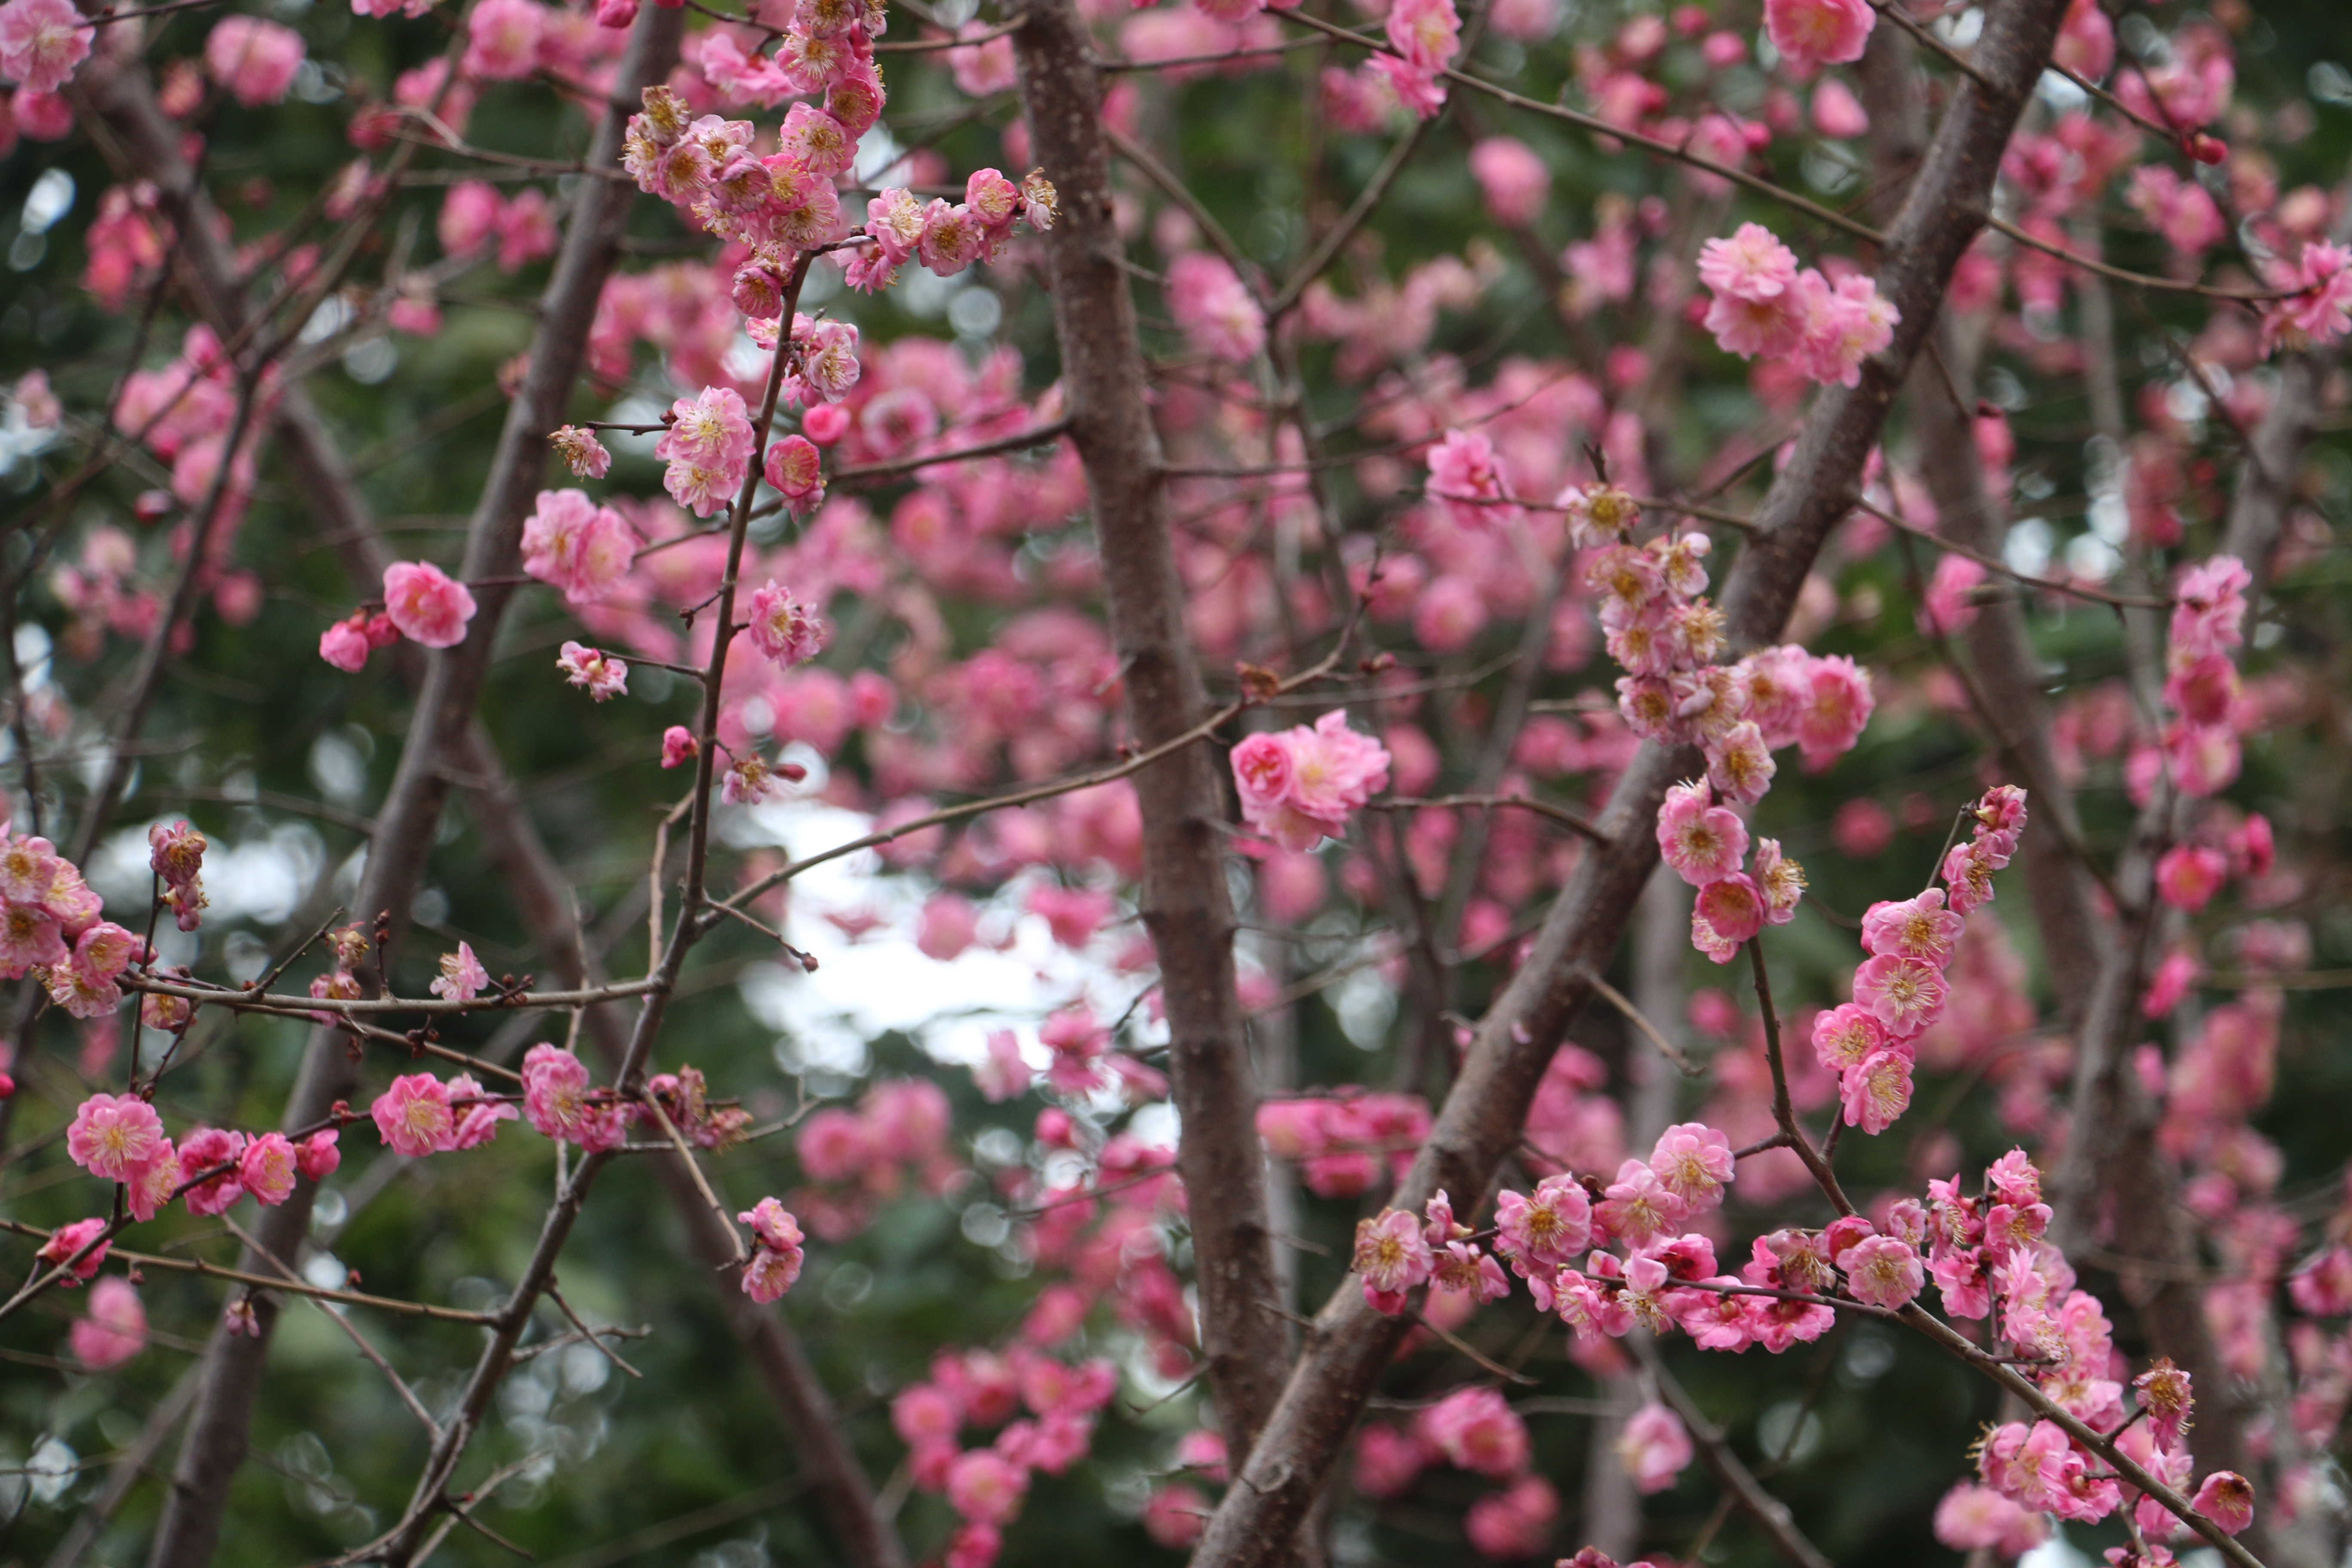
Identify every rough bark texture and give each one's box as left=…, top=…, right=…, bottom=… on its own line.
left=75, top=15, right=687, bottom=1565
left=1011, top=0, right=1291, bottom=1462
left=1186, top=1, right=2067, bottom=1559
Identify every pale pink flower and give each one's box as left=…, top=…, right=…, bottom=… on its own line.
left=521, top=489, right=633, bottom=603
left=70, top=1275, right=146, bottom=1368
left=917, top=200, right=988, bottom=276
left=1810, top=1001, right=1885, bottom=1072
left=1617, top=1403, right=1692, bottom=1493
left=372, top=1072, right=456, bottom=1157
left=1795, top=653, right=1874, bottom=766
left=1752, top=839, right=1804, bottom=925
left=522, top=1042, right=624, bottom=1149
left=550, top=425, right=612, bottom=479
left=1840, top=1047, right=1914, bottom=1135
left=66, top=1092, right=164, bottom=1180
left=1705, top=720, right=1776, bottom=805
left=1860, top=888, right=1964, bottom=966
left=124, top=1141, right=181, bottom=1222
left=1418, top=1386, right=1530, bottom=1478
left=1425, top=428, right=1512, bottom=530
left=1596, top=1158, right=1687, bottom=1248
left=1793, top=270, right=1899, bottom=387
left=1385, top=0, right=1461, bottom=73
left=1649, top=1122, right=1734, bottom=1212
left=462, top=0, right=544, bottom=80
left=2133, top=1359, right=2194, bottom=1451
left=556, top=640, right=629, bottom=701
left=0, top=0, right=89, bottom=95
left=1852, top=954, right=1946, bottom=1038
left=1697, top=223, right=1798, bottom=302
left=1838, top=1234, right=1923, bottom=1308
left=972, top=1029, right=1030, bottom=1101
left=1168, top=252, right=1265, bottom=364
left=1494, top=1173, right=1593, bottom=1267
left=1764, top=0, right=1873, bottom=70
left=745, top=579, right=829, bottom=668
left=1353, top=1207, right=1434, bottom=1313
left=430, top=941, right=489, bottom=1003
left=448, top=1074, right=515, bottom=1149
left=1918, top=553, right=1985, bottom=636
left=204, top=15, right=303, bottom=107
left=238, top=1131, right=299, bottom=1205
left=382, top=561, right=477, bottom=648
left=1468, top=136, right=1549, bottom=228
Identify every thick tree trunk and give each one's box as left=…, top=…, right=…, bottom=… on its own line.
left=1011, top=0, right=1292, bottom=1465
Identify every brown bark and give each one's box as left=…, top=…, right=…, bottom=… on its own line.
left=70, top=15, right=688, bottom=1565
left=1185, top=0, right=2067, bottom=1559
left=1011, top=0, right=1291, bottom=1464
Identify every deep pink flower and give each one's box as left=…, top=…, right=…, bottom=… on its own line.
left=1649, top=1122, right=1735, bottom=1212
left=1840, top=1047, right=1914, bottom=1135
left=238, top=1132, right=299, bottom=1206
left=1860, top=888, right=1965, bottom=965
left=37, top=1217, right=110, bottom=1283
left=1595, top=1158, right=1688, bottom=1248
left=2154, top=845, right=2228, bottom=913
left=1838, top=1234, right=1923, bottom=1308
left=1231, top=711, right=1391, bottom=852
left=1852, top=953, right=1947, bottom=1038
left=177, top=1126, right=247, bottom=1216
left=297, top=1128, right=341, bottom=1181
left=946, top=1449, right=1028, bottom=1525
left=1655, top=778, right=1748, bottom=886
left=2192, top=1471, right=2254, bottom=1535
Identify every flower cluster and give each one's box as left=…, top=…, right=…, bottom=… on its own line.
left=1813, top=785, right=2027, bottom=1133
left=1697, top=223, right=1900, bottom=388
left=0, top=829, right=135, bottom=1017
left=67, top=1090, right=337, bottom=1228
left=0, top=0, right=89, bottom=97
left=2157, top=554, right=2250, bottom=797
left=1257, top=1091, right=1430, bottom=1197
left=1229, top=710, right=1393, bottom=853
left=522, top=488, right=634, bottom=604
left=736, top=1195, right=808, bottom=1302
left=2260, top=240, right=2352, bottom=352
left=656, top=383, right=759, bottom=519
left=147, top=820, right=208, bottom=932
left=891, top=1346, right=1120, bottom=1568
left=1656, top=778, right=1804, bottom=960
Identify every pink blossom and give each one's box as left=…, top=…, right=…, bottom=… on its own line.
left=2265, top=241, right=2352, bottom=351
left=177, top=1127, right=247, bottom=1216
left=1142, top=1483, right=1209, bottom=1550
left=319, top=617, right=372, bottom=672
left=1425, top=428, right=1511, bottom=529
left=917, top=200, right=988, bottom=276
left=430, top=941, right=489, bottom=1003
left=522, top=1043, right=626, bottom=1150
left=462, top=0, right=544, bottom=79
left=1466, top=1475, right=1557, bottom=1559
left=204, top=15, right=303, bottom=107
left=382, top=561, right=477, bottom=649
left=1418, top=1386, right=1530, bottom=1478
left=1919, top=553, right=1985, bottom=636
left=1693, top=873, right=1764, bottom=954
left=1353, top=1207, right=1433, bottom=1313
left=738, top=1197, right=807, bottom=1301
left=1494, top=1173, right=1593, bottom=1267
left=1655, top=778, right=1748, bottom=886
left=1840, top=1047, right=1914, bottom=1135
left=448, top=1074, right=515, bottom=1149
left=1649, top=1122, right=1734, bottom=1212
left=1468, top=136, right=1549, bottom=227
left=1763, top=0, right=1873, bottom=70
left=521, top=489, right=633, bottom=603
left=1230, top=711, right=1391, bottom=852
left=1852, top=953, right=1947, bottom=1038
left=372, top=1072, right=456, bottom=1157
left=745, top=579, right=829, bottom=668
left=0, top=0, right=89, bottom=95
left=2154, top=845, right=2227, bottom=913
left=1838, top=1234, right=1923, bottom=1308
left=946, top=1449, right=1028, bottom=1525
left=1354, top=1424, right=1431, bottom=1498
left=1595, top=1158, right=1688, bottom=1248
left=1385, top=0, right=1461, bottom=74
left=660, top=726, right=698, bottom=769
left=2133, top=1358, right=2195, bottom=1451
left=297, top=1129, right=341, bottom=1181
left=70, top=1275, right=146, bottom=1368
left=66, top=1092, right=164, bottom=1180
left=1168, top=252, right=1265, bottom=364
left=1697, top=223, right=1798, bottom=302
left=2192, top=1471, right=2254, bottom=1535
left=556, top=641, right=629, bottom=701
left=1810, top=1001, right=1886, bottom=1072
left=37, top=1217, right=109, bottom=1284
left=1753, top=839, right=1805, bottom=925
left=550, top=425, right=612, bottom=479
left=1617, top=1402, right=1691, bottom=1492
left=1860, top=888, right=1964, bottom=966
